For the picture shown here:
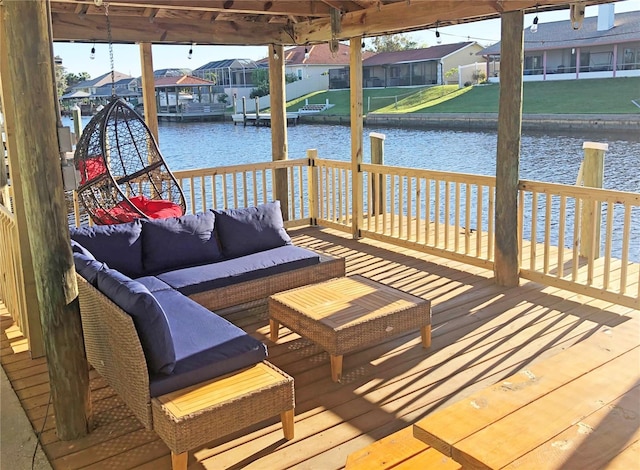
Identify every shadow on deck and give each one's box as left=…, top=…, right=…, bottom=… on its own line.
left=1, top=226, right=637, bottom=469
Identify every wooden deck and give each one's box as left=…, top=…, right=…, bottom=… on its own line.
left=1, top=225, right=638, bottom=469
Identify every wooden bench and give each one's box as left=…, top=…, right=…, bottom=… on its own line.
left=77, top=275, right=295, bottom=470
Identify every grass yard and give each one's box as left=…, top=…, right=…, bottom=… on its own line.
left=287, top=77, right=640, bottom=115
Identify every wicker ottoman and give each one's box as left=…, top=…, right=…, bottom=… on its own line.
left=269, top=275, right=431, bottom=382
left=151, top=361, right=294, bottom=469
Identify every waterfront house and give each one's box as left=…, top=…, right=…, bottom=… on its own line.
left=481, top=5, right=640, bottom=81
left=1, top=1, right=638, bottom=469
left=64, top=71, right=139, bottom=102
left=362, top=41, right=485, bottom=87
left=154, top=75, right=224, bottom=120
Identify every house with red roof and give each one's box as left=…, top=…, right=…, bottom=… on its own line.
left=361, top=42, right=484, bottom=88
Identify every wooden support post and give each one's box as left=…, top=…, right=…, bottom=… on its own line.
left=1, top=0, right=90, bottom=439
left=494, top=10, right=524, bottom=287
left=350, top=36, right=364, bottom=239
left=579, top=141, right=608, bottom=259
left=269, top=43, right=289, bottom=219
left=307, top=148, right=318, bottom=224
left=139, top=43, right=159, bottom=142
left=369, top=132, right=385, bottom=215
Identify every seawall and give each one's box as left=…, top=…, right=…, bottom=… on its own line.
left=300, top=113, right=640, bottom=133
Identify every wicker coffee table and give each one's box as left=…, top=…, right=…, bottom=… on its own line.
left=269, top=275, right=431, bottom=382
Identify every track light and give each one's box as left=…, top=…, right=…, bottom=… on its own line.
left=90, top=43, right=96, bottom=60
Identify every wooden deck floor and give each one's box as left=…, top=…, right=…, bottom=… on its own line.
left=1, top=226, right=638, bottom=470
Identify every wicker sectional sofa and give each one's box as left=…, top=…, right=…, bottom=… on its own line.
left=71, top=201, right=345, bottom=469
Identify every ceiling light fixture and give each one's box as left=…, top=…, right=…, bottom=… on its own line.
left=531, top=5, right=539, bottom=33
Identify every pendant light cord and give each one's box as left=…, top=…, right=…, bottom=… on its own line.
left=104, top=2, right=116, bottom=97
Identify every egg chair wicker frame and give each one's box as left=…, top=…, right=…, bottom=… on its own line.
left=74, top=98, right=186, bottom=225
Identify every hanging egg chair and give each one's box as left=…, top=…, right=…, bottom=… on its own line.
left=74, top=97, right=186, bottom=225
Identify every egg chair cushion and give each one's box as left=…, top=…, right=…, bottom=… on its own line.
left=128, top=195, right=183, bottom=220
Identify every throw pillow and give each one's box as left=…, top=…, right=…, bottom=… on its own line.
left=141, top=211, right=222, bottom=273
left=214, top=201, right=291, bottom=258
left=69, top=220, right=144, bottom=277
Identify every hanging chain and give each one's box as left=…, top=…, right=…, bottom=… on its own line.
left=104, top=2, right=116, bottom=97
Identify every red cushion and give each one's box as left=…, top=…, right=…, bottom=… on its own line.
left=93, top=195, right=182, bottom=225
left=78, top=156, right=107, bottom=185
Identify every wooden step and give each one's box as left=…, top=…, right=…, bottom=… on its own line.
left=345, top=426, right=461, bottom=470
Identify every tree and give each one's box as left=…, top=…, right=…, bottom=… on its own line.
left=367, top=33, right=421, bottom=52
left=65, top=72, right=91, bottom=89
left=54, top=56, right=67, bottom=98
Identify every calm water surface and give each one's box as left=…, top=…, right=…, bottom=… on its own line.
left=154, top=121, right=640, bottom=193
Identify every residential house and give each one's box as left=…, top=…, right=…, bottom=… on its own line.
left=480, top=6, right=640, bottom=81
left=361, top=42, right=485, bottom=87
left=278, top=42, right=374, bottom=84
left=61, top=71, right=140, bottom=113
left=154, top=75, right=220, bottom=113
left=191, top=59, right=261, bottom=90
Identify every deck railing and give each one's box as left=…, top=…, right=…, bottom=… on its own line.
left=64, top=153, right=639, bottom=309
left=360, top=163, right=496, bottom=269
left=173, top=158, right=312, bottom=228
left=518, top=180, right=640, bottom=309
left=0, top=203, right=27, bottom=329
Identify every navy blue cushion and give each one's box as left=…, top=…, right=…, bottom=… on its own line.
left=73, top=252, right=107, bottom=285
left=141, top=212, right=222, bottom=274
left=70, top=221, right=144, bottom=277
left=135, top=276, right=174, bottom=293
left=214, top=201, right=291, bottom=258
left=157, top=245, right=321, bottom=296
left=96, top=268, right=176, bottom=375
left=70, top=239, right=94, bottom=259
left=149, top=289, right=267, bottom=397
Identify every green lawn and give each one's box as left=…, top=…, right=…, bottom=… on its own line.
left=287, top=77, right=640, bottom=115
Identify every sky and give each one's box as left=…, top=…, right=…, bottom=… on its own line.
left=53, top=1, right=640, bottom=79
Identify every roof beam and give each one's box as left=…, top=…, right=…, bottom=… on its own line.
left=51, top=0, right=334, bottom=18
left=293, top=0, right=615, bottom=43
left=51, top=12, right=291, bottom=44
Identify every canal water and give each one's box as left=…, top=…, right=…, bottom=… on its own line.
left=154, top=121, right=640, bottom=193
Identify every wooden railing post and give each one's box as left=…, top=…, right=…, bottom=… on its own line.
left=579, top=141, right=608, bottom=259
left=369, top=132, right=385, bottom=215
left=307, top=149, right=318, bottom=225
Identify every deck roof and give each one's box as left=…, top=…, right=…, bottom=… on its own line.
left=3, top=225, right=637, bottom=469
left=49, top=0, right=621, bottom=46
